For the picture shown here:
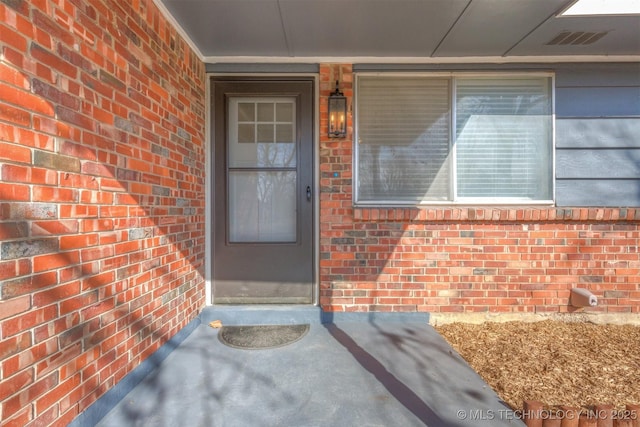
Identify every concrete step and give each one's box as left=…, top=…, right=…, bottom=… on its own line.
left=200, top=305, right=430, bottom=325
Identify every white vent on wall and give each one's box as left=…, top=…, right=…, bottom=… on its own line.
left=546, top=31, right=608, bottom=45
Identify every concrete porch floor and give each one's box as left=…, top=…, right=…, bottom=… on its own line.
left=81, top=307, right=524, bottom=426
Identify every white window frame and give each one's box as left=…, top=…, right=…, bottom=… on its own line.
left=354, top=72, right=556, bottom=207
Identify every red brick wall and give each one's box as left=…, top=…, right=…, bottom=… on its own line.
left=319, top=64, right=640, bottom=315
left=0, top=1, right=206, bottom=425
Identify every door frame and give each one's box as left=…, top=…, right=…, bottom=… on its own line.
left=205, top=74, right=320, bottom=306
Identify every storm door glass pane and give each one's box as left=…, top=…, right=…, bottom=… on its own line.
left=229, top=171, right=297, bottom=242
left=229, top=97, right=296, bottom=168
left=228, top=96, right=298, bottom=243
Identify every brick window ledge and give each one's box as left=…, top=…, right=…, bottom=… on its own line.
left=353, top=207, right=640, bottom=222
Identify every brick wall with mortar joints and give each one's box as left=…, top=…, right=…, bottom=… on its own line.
left=318, top=63, right=640, bottom=315
left=0, top=1, right=206, bottom=425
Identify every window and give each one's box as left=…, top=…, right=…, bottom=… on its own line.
left=355, top=74, right=554, bottom=205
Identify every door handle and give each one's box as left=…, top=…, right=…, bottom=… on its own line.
left=306, top=186, right=311, bottom=201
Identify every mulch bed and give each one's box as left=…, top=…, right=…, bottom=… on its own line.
left=435, top=319, right=640, bottom=410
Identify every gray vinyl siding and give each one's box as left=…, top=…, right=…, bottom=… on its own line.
left=554, top=63, right=640, bottom=207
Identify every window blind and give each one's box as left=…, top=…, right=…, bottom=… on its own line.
left=355, top=74, right=553, bottom=204
left=357, top=77, right=451, bottom=202
left=455, top=78, right=552, bottom=200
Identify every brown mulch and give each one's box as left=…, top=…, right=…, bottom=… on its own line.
left=435, top=320, right=640, bottom=410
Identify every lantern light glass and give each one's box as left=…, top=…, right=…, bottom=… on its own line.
left=328, top=80, right=347, bottom=138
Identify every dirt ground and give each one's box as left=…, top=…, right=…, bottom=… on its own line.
left=435, top=319, right=640, bottom=410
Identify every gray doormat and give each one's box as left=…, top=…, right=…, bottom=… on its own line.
left=218, top=324, right=310, bottom=349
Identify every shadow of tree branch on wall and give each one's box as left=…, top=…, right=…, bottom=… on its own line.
left=0, top=0, right=207, bottom=422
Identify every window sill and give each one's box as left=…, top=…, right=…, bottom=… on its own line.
left=354, top=200, right=555, bottom=208
left=352, top=206, right=640, bottom=223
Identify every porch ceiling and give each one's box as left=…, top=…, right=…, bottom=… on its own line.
left=157, top=0, right=640, bottom=61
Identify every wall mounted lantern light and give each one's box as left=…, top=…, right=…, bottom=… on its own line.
left=328, top=80, right=347, bottom=138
